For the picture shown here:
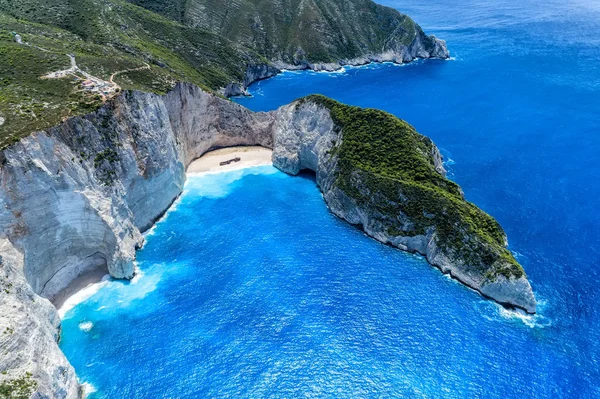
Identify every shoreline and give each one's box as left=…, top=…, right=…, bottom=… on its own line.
left=53, top=146, right=273, bottom=315
left=186, top=146, right=273, bottom=174
left=230, top=55, right=451, bottom=97
left=48, top=59, right=417, bottom=314
left=52, top=266, right=108, bottom=310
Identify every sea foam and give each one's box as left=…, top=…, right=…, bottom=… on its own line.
left=58, top=275, right=111, bottom=319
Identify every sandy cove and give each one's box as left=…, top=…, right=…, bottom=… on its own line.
left=54, top=146, right=273, bottom=313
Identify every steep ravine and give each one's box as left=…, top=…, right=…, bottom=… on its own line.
left=0, top=84, right=533, bottom=398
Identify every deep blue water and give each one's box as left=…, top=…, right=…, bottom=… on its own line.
left=60, top=1, right=600, bottom=397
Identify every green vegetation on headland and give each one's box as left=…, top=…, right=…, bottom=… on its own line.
left=306, top=95, right=524, bottom=280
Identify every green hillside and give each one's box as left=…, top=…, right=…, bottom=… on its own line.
left=0, top=0, right=265, bottom=144
left=0, top=0, right=446, bottom=146
left=129, top=0, right=442, bottom=65
left=308, top=95, right=525, bottom=280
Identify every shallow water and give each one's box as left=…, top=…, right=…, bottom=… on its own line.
left=60, top=167, right=555, bottom=398
left=61, top=0, right=600, bottom=397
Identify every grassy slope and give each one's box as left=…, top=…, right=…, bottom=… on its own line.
left=0, top=373, right=36, bottom=399
left=307, top=95, right=524, bottom=280
left=128, top=0, right=421, bottom=63
left=0, top=0, right=265, bottom=145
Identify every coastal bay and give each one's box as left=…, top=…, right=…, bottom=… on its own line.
left=0, top=0, right=599, bottom=397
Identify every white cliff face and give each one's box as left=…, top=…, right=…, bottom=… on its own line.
left=164, top=84, right=274, bottom=166
left=0, top=238, right=80, bottom=399
left=272, top=101, right=338, bottom=182
left=0, top=84, right=273, bottom=398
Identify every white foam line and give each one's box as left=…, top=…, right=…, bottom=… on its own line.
left=186, top=161, right=273, bottom=177
left=58, top=275, right=111, bottom=319
left=81, top=382, right=96, bottom=396
left=489, top=296, right=551, bottom=329
left=279, top=61, right=410, bottom=75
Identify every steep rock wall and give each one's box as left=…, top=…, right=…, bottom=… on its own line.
left=0, top=238, right=81, bottom=399
left=272, top=34, right=449, bottom=72
left=221, top=35, right=449, bottom=97
left=0, top=84, right=273, bottom=398
left=0, top=84, right=534, bottom=398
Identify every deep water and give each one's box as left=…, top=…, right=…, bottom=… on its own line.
left=60, top=0, right=600, bottom=397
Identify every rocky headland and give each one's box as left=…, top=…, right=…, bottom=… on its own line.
left=222, top=32, right=449, bottom=96
left=0, top=83, right=535, bottom=397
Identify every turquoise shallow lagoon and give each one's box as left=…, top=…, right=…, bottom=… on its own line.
left=61, top=0, right=600, bottom=397
left=62, top=167, right=559, bottom=398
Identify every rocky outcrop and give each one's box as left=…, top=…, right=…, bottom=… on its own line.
left=0, top=238, right=81, bottom=399
left=271, top=98, right=536, bottom=315
left=271, top=34, right=449, bottom=72
left=223, top=33, right=449, bottom=96
left=222, top=64, right=281, bottom=97
left=0, top=84, right=534, bottom=397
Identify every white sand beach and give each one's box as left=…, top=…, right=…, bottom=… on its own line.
left=53, top=266, right=109, bottom=314
left=186, top=146, right=272, bottom=174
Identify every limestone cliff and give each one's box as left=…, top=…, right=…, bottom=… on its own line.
left=0, top=238, right=80, bottom=399
left=271, top=97, right=536, bottom=315
left=0, top=84, right=534, bottom=397
left=0, top=83, right=272, bottom=397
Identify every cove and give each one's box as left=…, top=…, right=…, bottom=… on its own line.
left=58, top=0, right=600, bottom=396
left=62, top=166, right=553, bottom=398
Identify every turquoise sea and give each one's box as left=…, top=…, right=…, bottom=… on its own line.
left=60, top=0, right=600, bottom=397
